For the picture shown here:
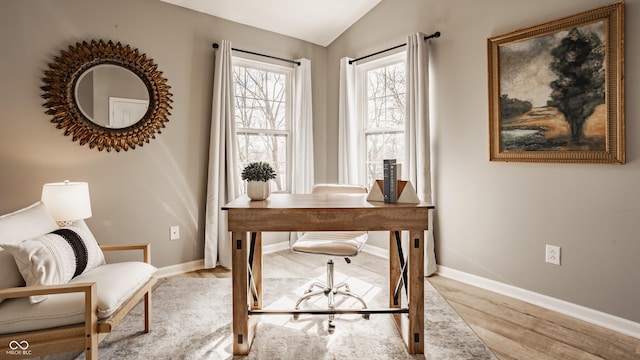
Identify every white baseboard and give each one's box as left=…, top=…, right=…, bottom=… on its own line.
left=263, top=240, right=291, bottom=254
left=156, top=259, right=204, bottom=278
left=156, top=242, right=387, bottom=277
left=154, top=242, right=296, bottom=278
left=436, top=265, right=640, bottom=340
left=362, top=244, right=388, bottom=258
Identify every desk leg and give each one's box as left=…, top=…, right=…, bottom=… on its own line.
left=407, top=230, right=425, bottom=354
left=389, top=231, right=425, bottom=355
left=232, top=231, right=256, bottom=355
left=389, top=231, right=405, bottom=345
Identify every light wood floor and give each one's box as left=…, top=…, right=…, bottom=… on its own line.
left=174, top=250, right=640, bottom=360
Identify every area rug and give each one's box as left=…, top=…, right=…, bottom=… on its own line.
left=73, top=275, right=496, bottom=359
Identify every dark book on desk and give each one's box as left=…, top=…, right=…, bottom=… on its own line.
left=383, top=159, right=397, bottom=203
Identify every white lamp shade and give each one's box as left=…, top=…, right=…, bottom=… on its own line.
left=41, top=181, right=92, bottom=222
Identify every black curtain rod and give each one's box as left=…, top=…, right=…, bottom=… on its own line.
left=348, top=31, right=441, bottom=65
left=212, top=43, right=301, bottom=66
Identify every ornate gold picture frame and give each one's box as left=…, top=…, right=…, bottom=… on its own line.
left=488, top=3, right=624, bottom=163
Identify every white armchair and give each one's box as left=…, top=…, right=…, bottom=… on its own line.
left=0, top=202, right=156, bottom=359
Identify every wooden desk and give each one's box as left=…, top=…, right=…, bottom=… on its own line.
left=222, top=193, right=433, bottom=355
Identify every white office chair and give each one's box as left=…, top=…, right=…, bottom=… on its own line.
left=291, top=184, right=369, bottom=333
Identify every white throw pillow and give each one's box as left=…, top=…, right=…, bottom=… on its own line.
left=0, top=202, right=59, bottom=304
left=1, top=219, right=106, bottom=303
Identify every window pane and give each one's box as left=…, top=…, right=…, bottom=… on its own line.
left=233, top=60, right=290, bottom=192
left=267, top=72, right=286, bottom=100
left=363, top=57, right=406, bottom=186
left=233, top=67, right=245, bottom=97
left=365, top=63, right=406, bottom=131
left=386, top=94, right=405, bottom=127
left=367, top=98, right=384, bottom=129
left=364, top=130, right=404, bottom=184
left=367, top=163, right=383, bottom=187
left=245, top=68, right=263, bottom=97
left=247, top=99, right=266, bottom=129
left=384, top=132, right=405, bottom=160
left=366, top=132, right=404, bottom=161
left=367, top=68, right=385, bottom=98
left=387, top=62, right=406, bottom=94
left=237, top=133, right=288, bottom=192
left=270, top=100, right=287, bottom=130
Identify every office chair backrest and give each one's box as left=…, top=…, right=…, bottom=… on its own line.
left=312, top=184, right=368, bottom=194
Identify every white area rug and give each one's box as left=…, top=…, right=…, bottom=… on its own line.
left=73, top=276, right=496, bottom=359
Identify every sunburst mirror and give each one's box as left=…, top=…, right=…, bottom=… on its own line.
left=41, top=39, right=173, bottom=152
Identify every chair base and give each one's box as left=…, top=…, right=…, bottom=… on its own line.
left=293, top=258, right=368, bottom=333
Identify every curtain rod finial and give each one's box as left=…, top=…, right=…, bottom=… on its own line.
left=212, top=43, right=219, bottom=49
left=433, top=31, right=441, bottom=38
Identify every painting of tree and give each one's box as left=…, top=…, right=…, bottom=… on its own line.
left=487, top=2, right=624, bottom=163
left=498, top=22, right=606, bottom=152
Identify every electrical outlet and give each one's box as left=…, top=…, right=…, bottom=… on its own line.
left=170, top=226, right=180, bottom=241
left=545, top=244, right=560, bottom=265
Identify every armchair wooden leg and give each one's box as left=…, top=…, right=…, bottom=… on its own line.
left=144, top=291, right=152, bottom=333
left=85, top=283, right=98, bottom=360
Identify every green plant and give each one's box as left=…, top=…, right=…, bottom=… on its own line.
left=241, top=162, right=277, bottom=182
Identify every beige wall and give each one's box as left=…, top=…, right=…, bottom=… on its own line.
left=0, top=0, right=326, bottom=266
left=328, top=0, right=639, bottom=323
left=1, top=0, right=638, bottom=325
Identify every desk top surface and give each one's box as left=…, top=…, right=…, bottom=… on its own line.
left=222, top=193, right=434, bottom=210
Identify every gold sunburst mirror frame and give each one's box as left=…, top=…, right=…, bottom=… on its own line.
left=41, top=40, right=173, bottom=152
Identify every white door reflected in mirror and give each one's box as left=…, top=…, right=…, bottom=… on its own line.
left=109, top=97, right=149, bottom=128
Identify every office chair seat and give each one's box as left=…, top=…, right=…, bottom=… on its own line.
left=292, top=231, right=368, bottom=257
left=291, top=184, right=369, bottom=333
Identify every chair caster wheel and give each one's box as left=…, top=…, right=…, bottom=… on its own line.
left=328, top=322, right=335, bottom=334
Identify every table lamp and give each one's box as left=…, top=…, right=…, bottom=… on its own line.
left=41, top=180, right=92, bottom=226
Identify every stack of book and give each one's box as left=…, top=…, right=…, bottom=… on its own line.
left=383, top=159, right=398, bottom=203
left=367, top=159, right=419, bottom=204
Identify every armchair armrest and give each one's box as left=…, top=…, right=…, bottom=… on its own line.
left=0, top=282, right=96, bottom=300
left=0, top=282, right=99, bottom=357
left=100, top=243, right=151, bottom=263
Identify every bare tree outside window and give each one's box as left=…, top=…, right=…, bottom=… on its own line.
left=233, top=60, right=291, bottom=192
left=364, top=60, right=406, bottom=186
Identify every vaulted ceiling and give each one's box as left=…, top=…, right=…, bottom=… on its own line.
left=158, top=0, right=381, bottom=46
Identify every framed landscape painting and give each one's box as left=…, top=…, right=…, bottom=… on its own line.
left=488, top=3, right=624, bottom=163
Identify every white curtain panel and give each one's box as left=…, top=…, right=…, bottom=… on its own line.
left=204, top=40, right=240, bottom=269
left=405, top=32, right=437, bottom=276
left=338, top=57, right=359, bottom=184
left=290, top=58, right=315, bottom=245
left=291, top=58, right=315, bottom=195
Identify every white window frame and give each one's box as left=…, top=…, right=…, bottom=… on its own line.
left=232, top=56, right=294, bottom=193
left=356, top=51, right=406, bottom=187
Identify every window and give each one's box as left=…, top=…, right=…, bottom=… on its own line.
left=233, top=57, right=293, bottom=192
left=357, top=52, right=406, bottom=187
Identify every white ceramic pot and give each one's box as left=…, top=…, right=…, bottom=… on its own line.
left=246, top=181, right=270, bottom=200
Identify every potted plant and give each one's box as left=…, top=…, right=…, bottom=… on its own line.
left=241, top=162, right=276, bottom=200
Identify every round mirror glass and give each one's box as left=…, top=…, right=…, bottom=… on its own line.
left=75, top=64, right=149, bottom=128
